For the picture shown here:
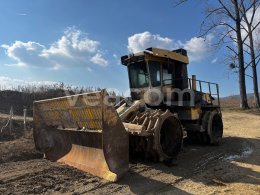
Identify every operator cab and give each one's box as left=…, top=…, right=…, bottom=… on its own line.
left=121, top=47, right=190, bottom=106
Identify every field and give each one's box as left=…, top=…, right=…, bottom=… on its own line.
left=0, top=109, right=259, bottom=195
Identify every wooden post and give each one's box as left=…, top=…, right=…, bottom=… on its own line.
left=23, top=108, right=27, bottom=136
left=9, top=106, right=13, bottom=134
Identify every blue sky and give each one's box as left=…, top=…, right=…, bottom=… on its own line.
left=0, top=0, right=259, bottom=97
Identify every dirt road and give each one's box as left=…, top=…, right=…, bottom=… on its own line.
left=0, top=111, right=259, bottom=194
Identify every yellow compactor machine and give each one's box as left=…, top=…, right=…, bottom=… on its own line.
left=33, top=48, right=223, bottom=182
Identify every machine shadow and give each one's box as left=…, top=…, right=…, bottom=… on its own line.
left=119, top=136, right=259, bottom=193
left=118, top=169, right=192, bottom=195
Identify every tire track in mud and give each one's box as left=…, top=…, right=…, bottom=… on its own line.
left=129, top=138, right=255, bottom=194
left=0, top=161, right=103, bottom=194
left=77, top=163, right=176, bottom=194
left=0, top=111, right=259, bottom=194
left=82, top=138, right=256, bottom=194
left=0, top=138, right=255, bottom=195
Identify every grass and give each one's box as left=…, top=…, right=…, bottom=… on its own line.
left=221, top=96, right=260, bottom=115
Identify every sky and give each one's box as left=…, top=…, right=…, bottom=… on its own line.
left=0, top=0, right=259, bottom=97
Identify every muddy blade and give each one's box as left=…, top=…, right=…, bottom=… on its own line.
left=33, top=90, right=129, bottom=182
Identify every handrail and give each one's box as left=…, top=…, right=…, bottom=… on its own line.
left=168, top=77, right=220, bottom=107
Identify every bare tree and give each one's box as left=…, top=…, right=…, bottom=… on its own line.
left=175, top=0, right=250, bottom=109
left=233, top=0, right=249, bottom=109
left=240, top=0, right=260, bottom=108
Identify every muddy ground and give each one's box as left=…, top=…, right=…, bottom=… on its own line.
left=0, top=111, right=259, bottom=195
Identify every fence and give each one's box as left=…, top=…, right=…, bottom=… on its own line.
left=0, top=106, right=13, bottom=134
left=0, top=106, right=31, bottom=137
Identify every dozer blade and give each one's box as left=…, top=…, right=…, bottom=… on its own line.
left=33, top=90, right=129, bottom=182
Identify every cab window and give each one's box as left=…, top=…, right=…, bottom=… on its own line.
left=162, top=63, right=174, bottom=85
left=128, top=61, right=149, bottom=88
left=148, top=61, right=161, bottom=87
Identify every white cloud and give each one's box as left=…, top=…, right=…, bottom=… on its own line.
left=1, top=27, right=108, bottom=69
left=211, top=57, right=218, bottom=64
left=17, top=13, right=27, bottom=16
left=112, top=54, right=118, bottom=59
left=112, top=53, right=121, bottom=65
left=90, top=53, right=108, bottom=66
left=2, top=41, right=47, bottom=67
left=127, top=31, right=173, bottom=53
left=127, top=31, right=213, bottom=62
left=0, top=76, right=58, bottom=90
left=87, top=67, right=92, bottom=72
left=181, top=35, right=213, bottom=62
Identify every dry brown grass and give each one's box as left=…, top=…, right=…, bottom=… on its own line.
left=0, top=84, right=118, bottom=116
left=221, top=96, right=260, bottom=115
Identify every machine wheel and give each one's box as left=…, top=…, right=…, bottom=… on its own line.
left=207, top=111, right=223, bottom=145
left=128, top=110, right=183, bottom=163
left=154, top=114, right=183, bottom=162
left=200, top=111, right=211, bottom=144
left=186, top=111, right=210, bottom=144
left=186, top=111, right=223, bottom=145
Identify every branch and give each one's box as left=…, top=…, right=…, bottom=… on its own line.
left=256, top=56, right=260, bottom=66
left=227, top=34, right=238, bottom=43
left=219, top=21, right=237, bottom=31
left=245, top=73, right=253, bottom=79
left=173, top=0, right=189, bottom=7
left=240, top=22, right=249, bottom=33
left=226, top=45, right=238, bottom=55
left=239, top=0, right=256, bottom=21
left=243, top=41, right=252, bottom=49
left=218, top=0, right=236, bottom=21
left=245, top=53, right=260, bottom=69
left=233, top=69, right=253, bottom=79
left=243, top=48, right=251, bottom=55
left=251, top=20, right=260, bottom=31
left=200, top=20, right=236, bottom=39
left=249, top=0, right=257, bottom=25
left=242, top=20, right=260, bottom=43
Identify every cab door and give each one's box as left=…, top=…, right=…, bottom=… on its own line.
left=162, top=62, right=175, bottom=105
left=145, top=61, right=163, bottom=106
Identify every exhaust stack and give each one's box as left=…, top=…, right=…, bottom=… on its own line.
left=192, top=75, right=197, bottom=91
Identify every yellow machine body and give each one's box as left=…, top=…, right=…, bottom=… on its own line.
left=33, top=90, right=129, bottom=181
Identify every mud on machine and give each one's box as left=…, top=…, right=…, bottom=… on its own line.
left=33, top=47, right=223, bottom=181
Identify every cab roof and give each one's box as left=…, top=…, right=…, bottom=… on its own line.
left=121, top=47, right=189, bottom=65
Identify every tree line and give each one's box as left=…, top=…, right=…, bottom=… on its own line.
left=0, top=83, right=119, bottom=115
